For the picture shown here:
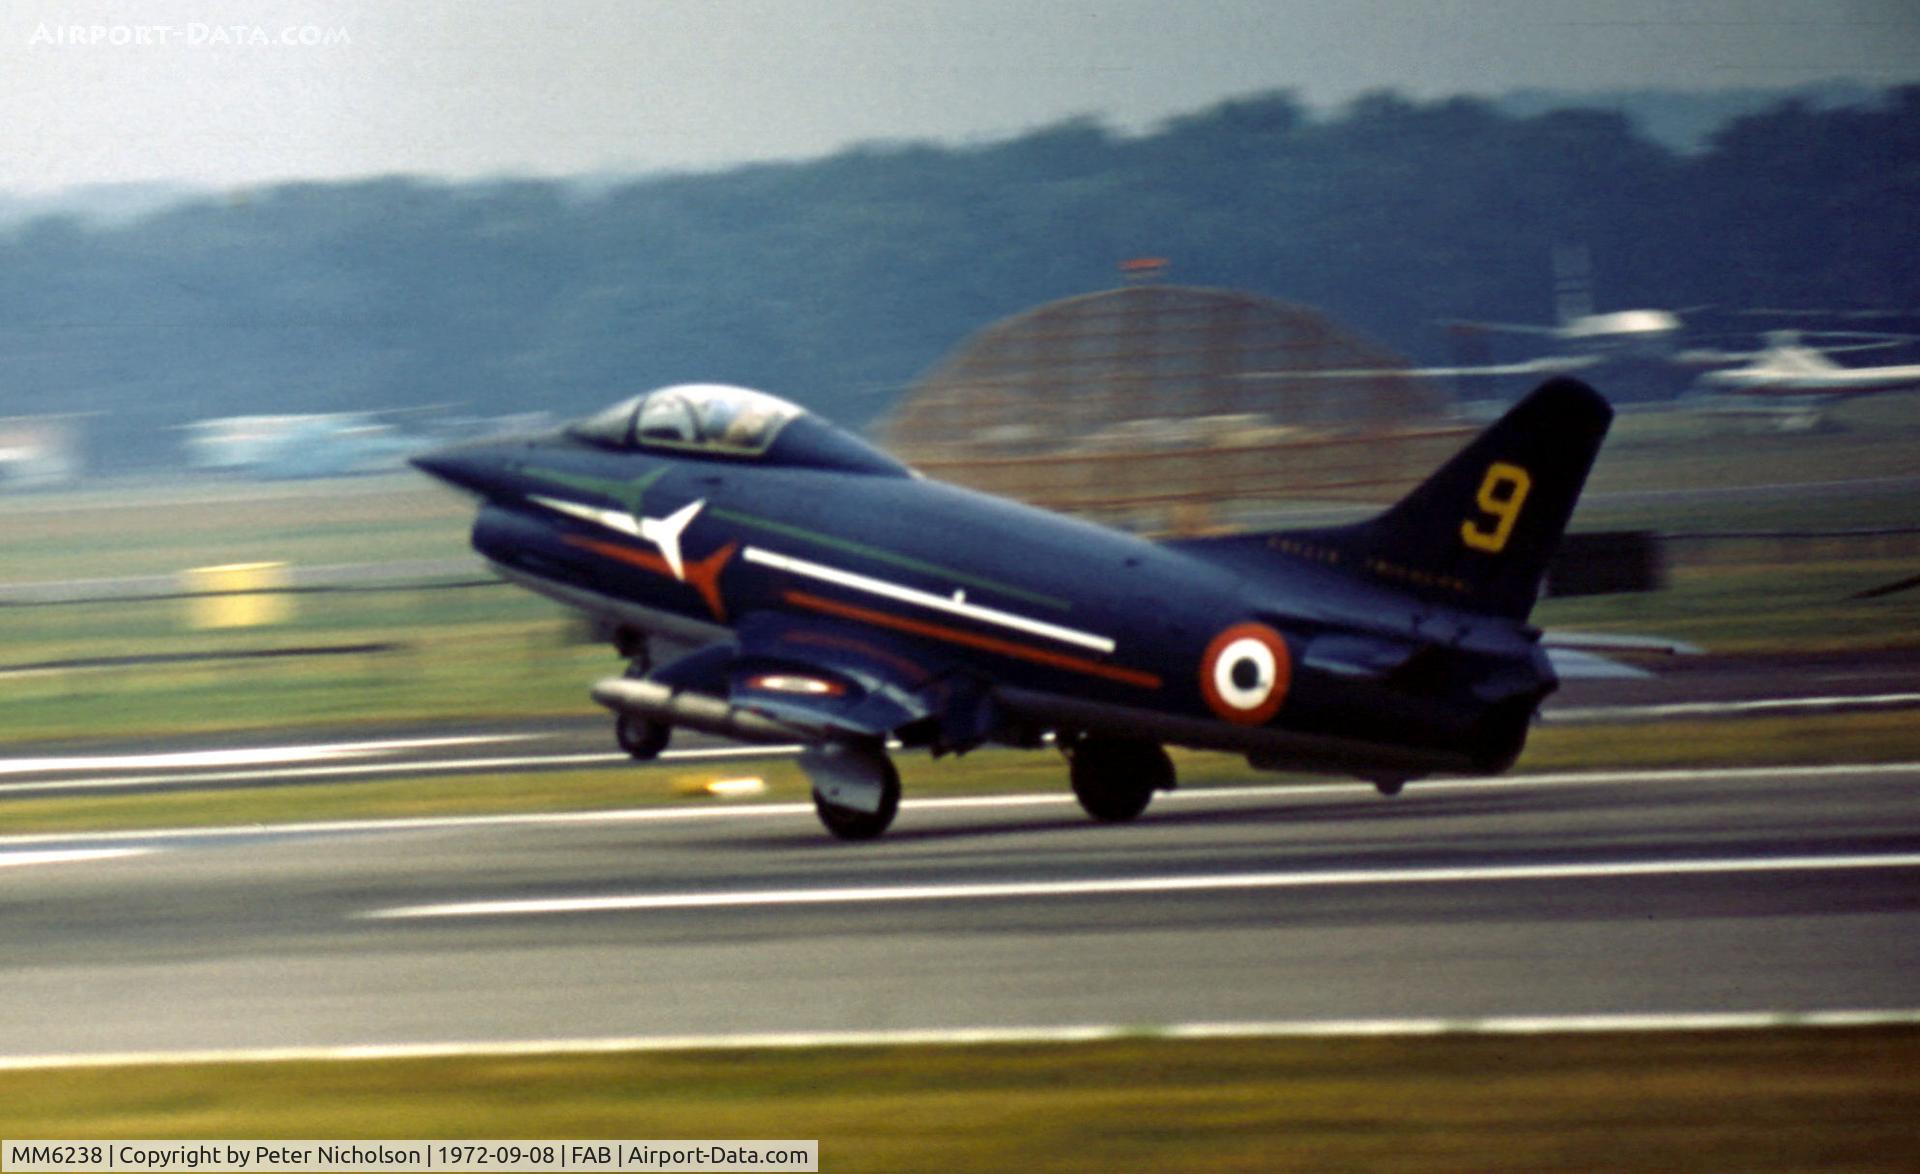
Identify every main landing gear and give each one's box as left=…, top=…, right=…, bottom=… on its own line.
left=802, top=734, right=1173, bottom=840
left=801, top=742, right=901, bottom=841
left=1066, top=735, right=1174, bottom=823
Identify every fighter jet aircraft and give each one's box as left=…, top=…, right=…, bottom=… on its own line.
left=414, top=377, right=1613, bottom=840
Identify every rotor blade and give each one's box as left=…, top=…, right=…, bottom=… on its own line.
left=1675, top=347, right=1762, bottom=365
left=1737, top=308, right=1919, bottom=320
left=1235, top=355, right=1598, bottom=380
left=1814, top=338, right=1916, bottom=356
left=1851, top=573, right=1920, bottom=601
left=1438, top=318, right=1565, bottom=337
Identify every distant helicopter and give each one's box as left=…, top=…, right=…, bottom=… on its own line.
left=1677, top=329, right=1920, bottom=429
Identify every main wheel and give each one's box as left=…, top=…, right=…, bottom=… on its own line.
left=813, top=755, right=901, bottom=841
left=1068, top=737, right=1172, bottom=823
left=615, top=713, right=670, bottom=760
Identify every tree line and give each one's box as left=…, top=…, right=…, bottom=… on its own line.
left=4, top=85, right=1917, bottom=471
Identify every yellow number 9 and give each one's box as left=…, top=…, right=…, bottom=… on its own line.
left=1460, top=462, right=1532, bottom=553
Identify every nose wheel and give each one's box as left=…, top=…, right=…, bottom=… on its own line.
left=615, top=713, right=671, bottom=760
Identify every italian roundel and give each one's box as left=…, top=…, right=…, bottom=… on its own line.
left=1199, top=622, right=1292, bottom=725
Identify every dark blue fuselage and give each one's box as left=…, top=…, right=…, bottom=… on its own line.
left=433, top=426, right=1551, bottom=774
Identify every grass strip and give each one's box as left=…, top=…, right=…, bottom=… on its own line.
left=3, top=1029, right=1917, bottom=1172
left=3, top=709, right=1919, bottom=836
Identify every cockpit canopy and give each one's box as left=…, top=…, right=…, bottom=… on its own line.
left=569, top=383, right=801, bottom=456
left=567, top=383, right=909, bottom=476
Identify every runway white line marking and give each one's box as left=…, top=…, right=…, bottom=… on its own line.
left=0, top=735, right=538, bottom=777
left=0, top=847, right=151, bottom=869
left=0, top=743, right=798, bottom=796
left=1, top=1010, right=1915, bottom=1071
left=3, top=762, right=1918, bottom=850
left=1489, top=761, right=1920, bottom=786
left=362, top=852, right=1920, bottom=920
left=1547, top=692, right=1920, bottom=722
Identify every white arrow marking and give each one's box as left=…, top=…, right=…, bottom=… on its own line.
left=529, top=495, right=706, bottom=581
left=528, top=495, right=640, bottom=537
left=638, top=498, right=705, bottom=582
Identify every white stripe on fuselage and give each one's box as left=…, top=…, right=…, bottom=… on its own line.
left=525, top=492, right=1116, bottom=653
left=528, top=495, right=705, bottom=581
left=528, top=494, right=639, bottom=537
left=741, top=545, right=1116, bottom=653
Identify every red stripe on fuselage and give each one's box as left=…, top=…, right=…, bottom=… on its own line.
left=783, top=590, right=1162, bottom=690
left=562, top=534, right=737, bottom=622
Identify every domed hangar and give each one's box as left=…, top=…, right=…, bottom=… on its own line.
left=878, top=284, right=1465, bottom=530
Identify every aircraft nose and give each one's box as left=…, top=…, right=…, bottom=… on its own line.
left=410, top=441, right=509, bottom=497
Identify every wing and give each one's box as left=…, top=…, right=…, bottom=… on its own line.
left=596, top=612, right=991, bottom=749
left=724, top=612, right=952, bottom=741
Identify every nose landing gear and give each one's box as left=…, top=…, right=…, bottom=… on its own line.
left=615, top=713, right=671, bottom=760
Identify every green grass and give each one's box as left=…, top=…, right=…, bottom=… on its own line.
left=1519, top=708, right=1920, bottom=771
left=0, top=552, right=1914, bottom=743
left=4, top=709, right=1917, bottom=837
left=1531, top=558, right=1920, bottom=652
left=4, top=1030, right=1916, bottom=1172
left=0, top=404, right=1914, bottom=742
left=1588, top=392, right=1920, bottom=482
left=0, top=477, right=470, bottom=581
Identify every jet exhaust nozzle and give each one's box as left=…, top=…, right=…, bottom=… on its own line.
left=590, top=677, right=809, bottom=745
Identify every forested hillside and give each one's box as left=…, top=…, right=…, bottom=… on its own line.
left=4, top=85, right=1916, bottom=470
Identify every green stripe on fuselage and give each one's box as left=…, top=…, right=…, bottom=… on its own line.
left=517, top=466, right=667, bottom=515
left=711, top=507, right=1073, bottom=612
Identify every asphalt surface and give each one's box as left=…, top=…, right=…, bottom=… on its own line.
left=2, top=648, right=1918, bottom=1061
left=2, top=763, right=1918, bottom=1059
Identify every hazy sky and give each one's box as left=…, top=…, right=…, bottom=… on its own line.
left=4, top=0, right=1917, bottom=191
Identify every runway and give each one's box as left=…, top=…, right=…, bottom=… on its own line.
left=3, top=645, right=1918, bottom=802
left=2, top=763, right=1917, bottom=1061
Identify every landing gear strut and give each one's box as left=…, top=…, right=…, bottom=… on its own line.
left=802, top=742, right=902, bottom=841
left=1067, top=735, right=1173, bottom=823
left=612, top=642, right=668, bottom=759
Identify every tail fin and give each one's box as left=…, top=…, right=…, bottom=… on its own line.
left=1283, top=378, right=1612, bottom=620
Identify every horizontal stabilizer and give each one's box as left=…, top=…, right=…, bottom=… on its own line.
left=1541, top=631, right=1703, bottom=656
left=1543, top=648, right=1653, bottom=681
